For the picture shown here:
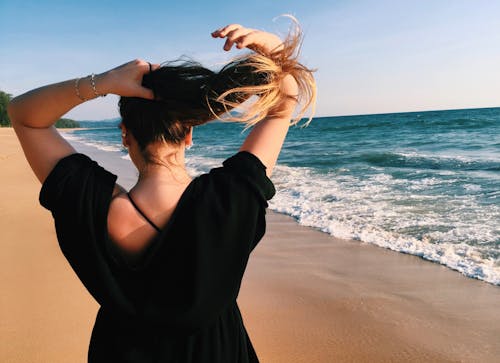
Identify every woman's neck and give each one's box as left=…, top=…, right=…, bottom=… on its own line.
left=137, top=163, right=191, bottom=185
left=137, top=152, right=191, bottom=186
left=132, top=144, right=192, bottom=188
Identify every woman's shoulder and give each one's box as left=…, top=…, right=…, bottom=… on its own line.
left=204, top=151, right=276, bottom=203
left=39, top=152, right=117, bottom=213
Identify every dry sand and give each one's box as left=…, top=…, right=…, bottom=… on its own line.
left=1, top=127, right=499, bottom=362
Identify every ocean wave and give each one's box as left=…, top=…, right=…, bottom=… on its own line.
left=409, top=117, right=497, bottom=129
left=359, top=151, right=500, bottom=171
left=318, top=113, right=497, bottom=132
left=267, top=163, right=500, bottom=285
left=63, top=132, right=123, bottom=153
left=179, top=153, right=500, bottom=285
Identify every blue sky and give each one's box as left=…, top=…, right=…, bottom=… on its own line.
left=1, top=0, right=499, bottom=119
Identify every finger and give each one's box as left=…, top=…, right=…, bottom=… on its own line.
left=211, top=24, right=234, bottom=37
left=211, top=27, right=224, bottom=37
left=235, top=31, right=259, bottom=49
left=223, top=38, right=234, bottom=51
left=226, top=27, right=253, bottom=42
left=149, top=63, right=161, bottom=72
left=140, top=62, right=160, bottom=76
left=213, top=24, right=242, bottom=38
left=223, top=28, right=253, bottom=51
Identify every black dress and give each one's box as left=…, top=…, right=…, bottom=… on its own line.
left=39, top=151, right=275, bottom=363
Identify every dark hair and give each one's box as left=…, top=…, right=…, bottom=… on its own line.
left=119, top=20, right=316, bottom=157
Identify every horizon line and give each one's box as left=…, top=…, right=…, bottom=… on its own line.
left=76, top=105, right=500, bottom=122
left=316, top=105, right=500, bottom=120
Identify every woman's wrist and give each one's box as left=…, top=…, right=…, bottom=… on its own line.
left=281, top=74, right=299, bottom=97
left=75, top=73, right=108, bottom=102
left=264, top=75, right=298, bottom=119
left=93, top=72, right=112, bottom=96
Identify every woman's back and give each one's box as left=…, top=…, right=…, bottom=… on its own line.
left=39, top=151, right=274, bottom=362
left=107, top=178, right=192, bottom=258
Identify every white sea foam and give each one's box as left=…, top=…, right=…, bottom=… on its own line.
left=395, top=150, right=500, bottom=163
left=395, top=151, right=474, bottom=162
left=185, top=154, right=225, bottom=176
left=463, top=183, right=482, bottom=191
left=63, top=132, right=122, bottom=153
left=266, top=163, right=500, bottom=285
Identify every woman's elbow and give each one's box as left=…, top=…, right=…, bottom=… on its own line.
left=7, top=97, right=27, bottom=128
left=7, top=98, right=19, bottom=126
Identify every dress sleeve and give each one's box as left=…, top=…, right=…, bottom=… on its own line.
left=221, top=151, right=276, bottom=204
left=39, top=153, right=135, bottom=314
left=201, top=150, right=276, bottom=253
left=195, top=151, right=275, bottom=252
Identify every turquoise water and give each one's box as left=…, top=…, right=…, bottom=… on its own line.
left=67, top=107, right=500, bottom=285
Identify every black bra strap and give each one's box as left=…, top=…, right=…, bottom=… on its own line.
left=127, top=193, right=161, bottom=232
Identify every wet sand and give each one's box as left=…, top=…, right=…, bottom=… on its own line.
left=1, top=127, right=499, bottom=362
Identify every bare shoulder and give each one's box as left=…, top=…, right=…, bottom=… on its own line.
left=107, top=188, right=158, bottom=256
left=107, top=191, right=131, bottom=242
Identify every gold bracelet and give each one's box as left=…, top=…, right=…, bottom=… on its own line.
left=90, top=73, right=107, bottom=97
left=75, top=77, right=88, bottom=102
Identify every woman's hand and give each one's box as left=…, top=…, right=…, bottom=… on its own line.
left=211, top=24, right=284, bottom=55
left=96, top=59, right=160, bottom=100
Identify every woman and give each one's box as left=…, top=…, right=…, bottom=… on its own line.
left=8, top=22, right=315, bottom=362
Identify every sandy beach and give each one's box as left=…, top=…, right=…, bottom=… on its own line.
left=1, top=127, right=499, bottom=363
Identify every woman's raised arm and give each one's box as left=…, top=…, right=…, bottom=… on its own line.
left=237, top=74, right=298, bottom=177
left=211, top=24, right=312, bottom=177
left=7, top=60, right=157, bottom=183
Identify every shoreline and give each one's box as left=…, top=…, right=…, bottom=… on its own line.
left=57, top=127, right=87, bottom=131
left=6, top=125, right=498, bottom=286
left=243, top=211, right=500, bottom=362
left=1, top=127, right=499, bottom=362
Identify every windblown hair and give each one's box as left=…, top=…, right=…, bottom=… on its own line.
left=119, top=18, right=316, bottom=155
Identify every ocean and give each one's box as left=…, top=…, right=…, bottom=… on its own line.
left=66, top=107, right=500, bottom=286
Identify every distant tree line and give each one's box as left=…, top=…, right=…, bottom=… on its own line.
left=0, top=90, right=80, bottom=128
left=54, top=118, right=80, bottom=128
left=0, top=91, right=11, bottom=127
